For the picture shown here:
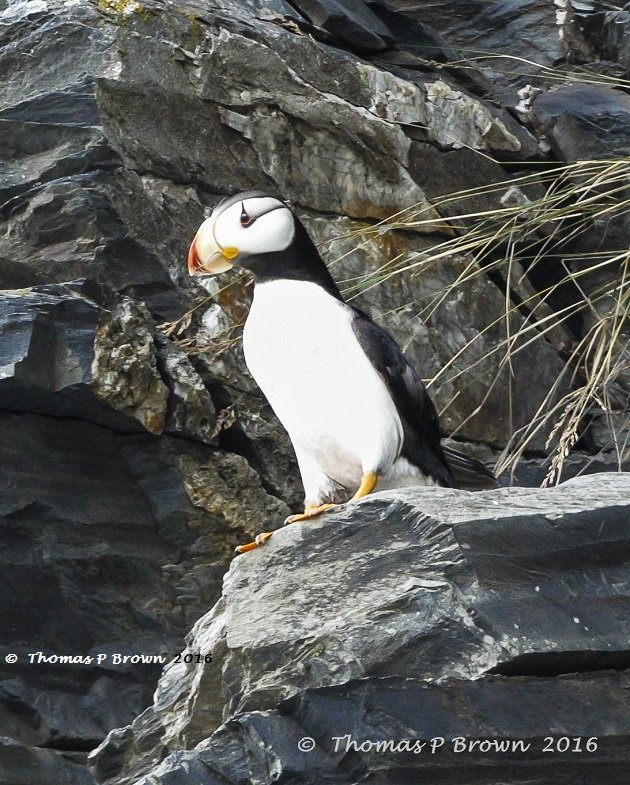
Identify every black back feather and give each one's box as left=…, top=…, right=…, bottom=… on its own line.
left=351, top=309, right=455, bottom=487
left=352, top=309, right=497, bottom=490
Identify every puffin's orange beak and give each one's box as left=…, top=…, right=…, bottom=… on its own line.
left=187, top=215, right=238, bottom=276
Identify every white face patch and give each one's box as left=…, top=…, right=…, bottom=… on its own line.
left=213, top=196, right=295, bottom=257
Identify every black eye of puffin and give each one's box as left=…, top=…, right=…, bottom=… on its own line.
left=240, top=204, right=255, bottom=227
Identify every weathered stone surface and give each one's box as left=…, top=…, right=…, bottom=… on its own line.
left=376, top=0, right=593, bottom=77
left=0, top=738, right=96, bottom=785
left=368, top=1, right=460, bottom=63
left=289, top=0, right=395, bottom=52
left=568, top=1, right=630, bottom=77
left=119, top=671, right=630, bottom=785
left=0, top=409, right=289, bottom=763
left=532, top=84, right=630, bottom=161
left=0, top=168, right=196, bottom=321
left=600, top=8, right=630, bottom=75
left=0, top=281, right=169, bottom=434
left=155, top=333, right=217, bottom=444
left=92, top=473, right=630, bottom=784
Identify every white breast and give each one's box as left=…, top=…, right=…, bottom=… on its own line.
left=242, top=280, right=403, bottom=489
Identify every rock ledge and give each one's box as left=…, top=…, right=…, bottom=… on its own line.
left=92, top=472, right=630, bottom=784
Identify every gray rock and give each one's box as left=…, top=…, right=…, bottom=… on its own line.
left=532, top=84, right=630, bottom=161
left=0, top=738, right=95, bottom=785
left=367, top=1, right=460, bottom=63
left=601, top=9, right=630, bottom=75
left=0, top=169, right=195, bottom=321
left=289, top=0, right=395, bottom=52
left=0, top=281, right=169, bottom=434
left=0, top=410, right=289, bottom=760
left=129, top=671, right=630, bottom=784
left=92, top=473, right=630, bottom=783
left=216, top=389, right=306, bottom=510
left=503, top=450, right=630, bottom=488
left=375, top=0, right=593, bottom=78
left=155, top=333, right=218, bottom=444
left=568, top=2, right=630, bottom=77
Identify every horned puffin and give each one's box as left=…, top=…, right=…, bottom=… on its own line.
left=188, top=191, right=496, bottom=552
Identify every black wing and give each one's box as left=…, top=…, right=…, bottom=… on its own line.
left=351, top=308, right=497, bottom=490
left=351, top=308, right=454, bottom=487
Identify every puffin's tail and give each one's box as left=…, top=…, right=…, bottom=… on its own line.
left=442, top=445, right=498, bottom=490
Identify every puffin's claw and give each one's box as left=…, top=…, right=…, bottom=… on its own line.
left=234, top=530, right=273, bottom=554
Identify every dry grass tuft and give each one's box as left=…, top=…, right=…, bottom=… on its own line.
left=348, top=159, right=629, bottom=484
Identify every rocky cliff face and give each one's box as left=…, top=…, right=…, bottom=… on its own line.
left=0, top=1, right=628, bottom=783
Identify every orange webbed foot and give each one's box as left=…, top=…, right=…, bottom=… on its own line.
left=284, top=502, right=338, bottom=525
left=236, top=473, right=379, bottom=553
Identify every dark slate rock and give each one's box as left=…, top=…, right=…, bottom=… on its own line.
left=532, top=84, right=630, bottom=161
left=373, top=0, right=567, bottom=71
left=0, top=171, right=191, bottom=321
left=367, top=1, right=459, bottom=62
left=508, top=451, right=630, bottom=488
left=0, top=410, right=289, bottom=758
left=133, top=672, right=630, bottom=784
left=0, top=118, right=117, bottom=206
left=0, top=278, right=218, bottom=444
left=0, top=3, right=198, bottom=321
left=568, top=2, right=630, bottom=77
left=0, top=3, right=120, bottom=205
left=288, top=0, right=395, bottom=52
left=211, top=474, right=630, bottom=718
left=365, top=2, right=495, bottom=97
left=91, top=473, right=630, bottom=784
left=600, top=8, right=630, bottom=75
left=155, top=332, right=218, bottom=445
left=0, top=281, right=170, bottom=434
left=0, top=80, right=101, bottom=126
left=0, top=738, right=96, bottom=785
left=0, top=413, right=188, bottom=751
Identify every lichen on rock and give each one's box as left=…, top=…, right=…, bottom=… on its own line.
left=92, top=297, right=169, bottom=434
